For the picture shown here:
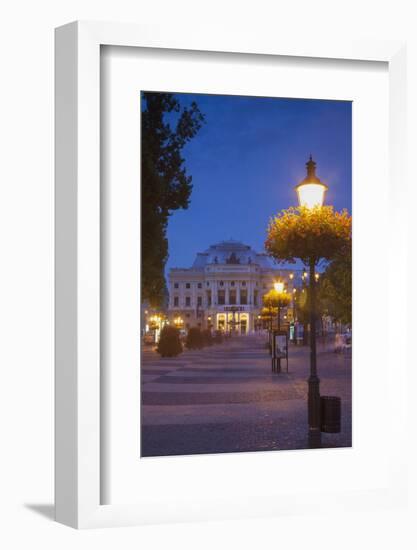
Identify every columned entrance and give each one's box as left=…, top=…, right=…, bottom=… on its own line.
left=217, top=313, right=226, bottom=331
left=239, top=313, right=249, bottom=334
left=216, top=312, right=250, bottom=334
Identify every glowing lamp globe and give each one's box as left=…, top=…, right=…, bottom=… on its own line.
left=295, top=156, right=328, bottom=208
left=274, top=281, right=285, bottom=293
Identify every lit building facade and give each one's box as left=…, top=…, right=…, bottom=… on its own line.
left=168, top=240, right=299, bottom=334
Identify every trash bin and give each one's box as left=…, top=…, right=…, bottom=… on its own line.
left=320, top=396, right=341, bottom=433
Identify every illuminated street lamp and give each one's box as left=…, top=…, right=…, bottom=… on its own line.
left=296, top=156, right=326, bottom=448
left=295, top=155, right=328, bottom=209
left=149, top=314, right=163, bottom=344
left=273, top=281, right=285, bottom=329
left=274, top=281, right=285, bottom=293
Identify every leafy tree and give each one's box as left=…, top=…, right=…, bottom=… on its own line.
left=185, top=327, right=204, bottom=349
left=156, top=326, right=183, bottom=357
left=141, top=92, right=205, bottom=306
left=318, top=246, right=352, bottom=326
left=294, top=285, right=329, bottom=343
left=201, top=329, right=214, bottom=346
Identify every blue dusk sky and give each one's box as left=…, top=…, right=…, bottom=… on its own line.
left=152, top=93, right=352, bottom=272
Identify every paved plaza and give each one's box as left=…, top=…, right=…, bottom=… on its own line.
left=141, top=334, right=352, bottom=457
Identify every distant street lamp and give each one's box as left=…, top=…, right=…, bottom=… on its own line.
left=174, top=316, right=184, bottom=329
left=295, top=155, right=326, bottom=448
left=150, top=313, right=164, bottom=343
left=273, top=281, right=285, bottom=330
left=227, top=306, right=240, bottom=335
left=256, top=314, right=262, bottom=331
left=271, top=280, right=292, bottom=373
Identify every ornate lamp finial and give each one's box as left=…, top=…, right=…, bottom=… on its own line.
left=306, top=155, right=317, bottom=179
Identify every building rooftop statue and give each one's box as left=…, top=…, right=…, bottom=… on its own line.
left=188, top=240, right=275, bottom=270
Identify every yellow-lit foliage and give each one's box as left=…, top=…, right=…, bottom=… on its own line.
left=260, top=306, right=276, bottom=319
left=262, top=288, right=292, bottom=309
left=266, top=205, right=351, bottom=265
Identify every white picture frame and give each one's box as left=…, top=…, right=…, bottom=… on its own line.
left=55, top=21, right=407, bottom=529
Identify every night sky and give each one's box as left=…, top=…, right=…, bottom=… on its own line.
left=154, top=93, right=352, bottom=272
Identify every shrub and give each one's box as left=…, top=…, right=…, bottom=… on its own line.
left=202, top=329, right=213, bottom=346
left=214, top=330, right=223, bottom=344
left=156, top=326, right=182, bottom=357
left=186, top=327, right=204, bottom=349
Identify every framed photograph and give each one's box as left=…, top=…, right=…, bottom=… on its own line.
left=55, top=21, right=407, bottom=528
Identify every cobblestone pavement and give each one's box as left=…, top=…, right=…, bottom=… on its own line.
left=141, top=333, right=352, bottom=457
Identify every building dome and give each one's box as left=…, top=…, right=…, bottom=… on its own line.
left=191, top=239, right=274, bottom=269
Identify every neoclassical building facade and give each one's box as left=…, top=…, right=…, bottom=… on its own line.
left=168, top=240, right=299, bottom=334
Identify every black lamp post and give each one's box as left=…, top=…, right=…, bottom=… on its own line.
left=307, top=257, right=321, bottom=448
left=295, top=156, right=328, bottom=449
left=272, top=281, right=290, bottom=373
